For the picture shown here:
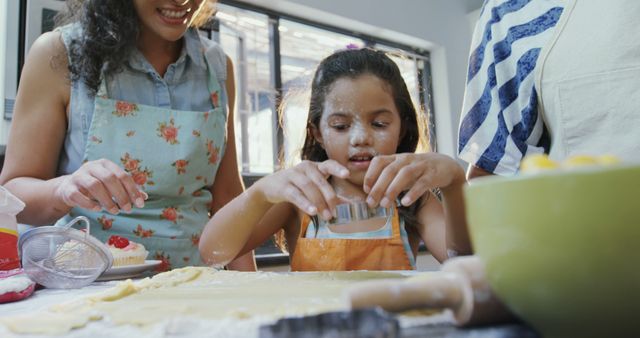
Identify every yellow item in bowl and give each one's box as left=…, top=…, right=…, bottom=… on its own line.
left=596, top=154, right=621, bottom=165
left=520, top=154, right=621, bottom=173
left=561, top=154, right=600, bottom=167
left=519, top=154, right=559, bottom=173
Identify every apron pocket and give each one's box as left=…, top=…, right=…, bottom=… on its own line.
left=557, top=66, right=640, bottom=158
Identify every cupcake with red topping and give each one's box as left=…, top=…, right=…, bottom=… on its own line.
left=106, top=235, right=148, bottom=266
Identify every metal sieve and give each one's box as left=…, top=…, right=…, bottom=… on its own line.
left=18, top=216, right=113, bottom=289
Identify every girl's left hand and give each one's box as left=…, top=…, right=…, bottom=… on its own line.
left=363, top=153, right=464, bottom=208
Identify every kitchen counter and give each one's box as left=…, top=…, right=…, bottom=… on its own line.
left=0, top=277, right=539, bottom=338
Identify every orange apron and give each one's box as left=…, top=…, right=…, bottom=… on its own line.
left=290, top=206, right=414, bottom=271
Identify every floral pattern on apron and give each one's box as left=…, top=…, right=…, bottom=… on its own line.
left=62, top=52, right=226, bottom=271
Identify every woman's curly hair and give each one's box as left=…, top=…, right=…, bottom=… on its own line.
left=55, top=0, right=214, bottom=95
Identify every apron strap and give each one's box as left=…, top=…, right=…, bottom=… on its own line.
left=202, top=47, right=225, bottom=111
left=96, top=73, right=109, bottom=98
left=299, top=214, right=311, bottom=238
left=389, top=205, right=402, bottom=239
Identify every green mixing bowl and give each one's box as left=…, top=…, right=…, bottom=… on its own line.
left=465, top=164, right=640, bottom=338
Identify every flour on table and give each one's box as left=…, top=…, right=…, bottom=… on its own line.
left=1, top=267, right=424, bottom=335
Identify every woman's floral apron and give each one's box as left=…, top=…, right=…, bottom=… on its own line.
left=61, top=52, right=226, bottom=271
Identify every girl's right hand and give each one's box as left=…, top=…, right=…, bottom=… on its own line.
left=256, top=160, right=349, bottom=221
left=54, top=159, right=147, bottom=214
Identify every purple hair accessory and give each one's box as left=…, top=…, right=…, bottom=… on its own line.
left=345, top=43, right=360, bottom=50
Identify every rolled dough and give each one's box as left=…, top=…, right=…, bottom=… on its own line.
left=1, top=267, right=415, bottom=335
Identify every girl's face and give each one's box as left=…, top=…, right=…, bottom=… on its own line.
left=133, top=0, right=206, bottom=42
left=314, top=74, right=402, bottom=186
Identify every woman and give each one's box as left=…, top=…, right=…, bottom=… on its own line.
left=0, top=0, right=255, bottom=271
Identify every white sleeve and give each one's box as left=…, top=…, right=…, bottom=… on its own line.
left=457, top=0, right=564, bottom=176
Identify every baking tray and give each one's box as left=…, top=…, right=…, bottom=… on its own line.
left=259, top=308, right=399, bottom=338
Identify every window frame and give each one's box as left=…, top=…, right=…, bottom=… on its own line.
left=215, top=0, right=437, bottom=185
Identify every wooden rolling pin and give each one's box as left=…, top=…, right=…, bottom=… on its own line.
left=346, top=256, right=513, bottom=326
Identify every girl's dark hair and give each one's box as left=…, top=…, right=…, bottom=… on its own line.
left=276, top=48, right=430, bottom=252
left=301, top=48, right=421, bottom=161
left=55, top=0, right=214, bottom=95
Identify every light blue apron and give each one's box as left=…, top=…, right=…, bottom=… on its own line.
left=60, top=51, right=226, bottom=271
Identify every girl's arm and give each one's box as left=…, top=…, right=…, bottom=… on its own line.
left=199, top=179, right=295, bottom=267
left=208, top=56, right=255, bottom=271
left=363, top=153, right=473, bottom=261
left=199, top=160, right=349, bottom=267
left=438, top=170, right=472, bottom=258
left=414, top=169, right=471, bottom=261
left=467, top=164, right=494, bottom=180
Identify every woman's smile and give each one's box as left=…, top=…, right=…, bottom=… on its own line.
left=156, top=6, right=193, bottom=25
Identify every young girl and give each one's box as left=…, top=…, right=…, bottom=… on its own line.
left=199, top=48, right=472, bottom=270
left=0, top=0, right=254, bottom=271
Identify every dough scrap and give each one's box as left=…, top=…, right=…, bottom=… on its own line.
left=2, top=311, right=99, bottom=335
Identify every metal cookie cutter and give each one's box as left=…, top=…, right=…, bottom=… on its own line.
left=329, top=201, right=390, bottom=225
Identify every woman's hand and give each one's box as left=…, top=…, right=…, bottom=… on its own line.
left=54, top=159, right=147, bottom=214
left=363, top=153, right=465, bottom=208
left=255, top=160, right=349, bottom=221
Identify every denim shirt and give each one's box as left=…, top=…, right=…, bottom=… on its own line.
left=56, top=23, right=228, bottom=176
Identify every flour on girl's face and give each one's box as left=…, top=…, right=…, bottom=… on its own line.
left=318, top=74, right=402, bottom=187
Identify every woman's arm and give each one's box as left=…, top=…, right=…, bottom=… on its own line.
left=0, top=32, right=72, bottom=224
left=0, top=32, right=147, bottom=225
left=207, top=56, right=255, bottom=270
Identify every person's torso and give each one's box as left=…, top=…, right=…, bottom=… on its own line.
left=457, top=0, right=566, bottom=175
left=56, top=23, right=229, bottom=270
left=57, top=23, right=229, bottom=175
left=291, top=206, right=416, bottom=271
left=537, top=0, right=640, bottom=161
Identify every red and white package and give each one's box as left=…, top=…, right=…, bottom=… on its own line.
left=0, top=269, right=35, bottom=303
left=0, top=186, right=33, bottom=303
left=0, top=185, right=25, bottom=271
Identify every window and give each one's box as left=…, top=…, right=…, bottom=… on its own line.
left=215, top=5, right=275, bottom=174
left=376, top=44, right=436, bottom=152
left=279, top=21, right=361, bottom=166
left=212, top=1, right=435, bottom=178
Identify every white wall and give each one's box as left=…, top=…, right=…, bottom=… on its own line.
left=236, top=0, right=481, bottom=157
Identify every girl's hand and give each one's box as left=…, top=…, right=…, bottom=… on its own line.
left=54, top=159, right=147, bottom=214
left=256, top=160, right=349, bottom=221
left=363, top=153, right=465, bottom=208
